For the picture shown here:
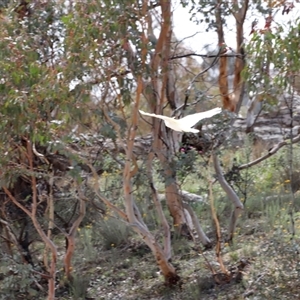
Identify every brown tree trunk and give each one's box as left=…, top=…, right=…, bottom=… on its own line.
left=147, top=153, right=172, bottom=260
left=3, top=140, right=58, bottom=300
left=215, top=0, right=231, bottom=111
left=151, top=123, right=188, bottom=235
left=122, top=0, right=190, bottom=235
left=165, top=181, right=187, bottom=234
left=44, top=172, right=54, bottom=271
left=64, top=188, right=86, bottom=281
left=130, top=221, right=180, bottom=285
left=232, top=0, right=248, bottom=113
left=123, top=77, right=180, bottom=284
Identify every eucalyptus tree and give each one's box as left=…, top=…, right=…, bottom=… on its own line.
left=0, top=0, right=187, bottom=292
left=1, top=0, right=299, bottom=297
left=0, top=1, right=89, bottom=298
left=178, top=0, right=300, bottom=282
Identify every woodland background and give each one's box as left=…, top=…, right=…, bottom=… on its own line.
left=0, top=0, right=300, bottom=299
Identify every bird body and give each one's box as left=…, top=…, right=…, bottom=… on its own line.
left=139, top=107, right=221, bottom=133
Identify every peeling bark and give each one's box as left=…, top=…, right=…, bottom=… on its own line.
left=215, top=1, right=248, bottom=112
left=215, top=1, right=231, bottom=111
left=145, top=0, right=188, bottom=235
left=123, top=77, right=180, bottom=284
left=232, top=0, right=248, bottom=113
left=121, top=19, right=180, bottom=281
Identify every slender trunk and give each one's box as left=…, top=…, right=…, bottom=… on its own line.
left=4, top=186, right=57, bottom=300
left=64, top=186, right=86, bottom=280
left=152, top=126, right=187, bottom=235
left=130, top=221, right=180, bottom=285
left=0, top=218, right=20, bottom=258
left=209, top=180, right=229, bottom=277
left=212, top=153, right=244, bottom=241
left=123, top=77, right=180, bottom=284
left=147, top=152, right=172, bottom=260
left=183, top=203, right=211, bottom=247
left=122, top=0, right=188, bottom=234
left=233, top=0, right=248, bottom=113
left=165, top=182, right=187, bottom=234
left=215, top=0, right=231, bottom=111
left=44, top=172, right=54, bottom=271
left=31, top=212, right=57, bottom=299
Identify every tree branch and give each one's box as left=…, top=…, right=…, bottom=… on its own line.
left=213, top=153, right=243, bottom=240
left=169, top=52, right=244, bottom=60
left=238, top=134, right=300, bottom=170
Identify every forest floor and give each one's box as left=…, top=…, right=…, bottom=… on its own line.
left=3, top=147, right=300, bottom=300
left=58, top=201, right=300, bottom=300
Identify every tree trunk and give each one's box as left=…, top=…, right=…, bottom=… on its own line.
left=64, top=187, right=86, bottom=281
left=123, top=77, right=180, bottom=285
left=183, top=203, right=211, bottom=247
left=232, top=0, right=248, bottom=113
left=212, top=153, right=244, bottom=241
left=147, top=153, right=172, bottom=260
left=3, top=140, right=58, bottom=300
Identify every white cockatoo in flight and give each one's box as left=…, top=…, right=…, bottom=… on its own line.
left=139, top=107, right=222, bottom=133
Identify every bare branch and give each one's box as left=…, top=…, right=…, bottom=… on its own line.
left=169, top=52, right=244, bottom=60
left=183, top=203, right=211, bottom=247
left=212, top=153, right=243, bottom=240
left=208, top=179, right=229, bottom=276
left=213, top=153, right=243, bottom=210
left=239, top=134, right=300, bottom=170
left=183, top=49, right=221, bottom=111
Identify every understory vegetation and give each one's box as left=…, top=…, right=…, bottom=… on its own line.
left=1, top=144, right=300, bottom=299
left=1, top=1, right=300, bottom=299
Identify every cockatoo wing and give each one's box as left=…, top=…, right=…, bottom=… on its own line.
left=139, top=110, right=173, bottom=122
left=139, top=110, right=191, bottom=132
left=139, top=108, right=220, bottom=133
left=179, top=107, right=222, bottom=127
